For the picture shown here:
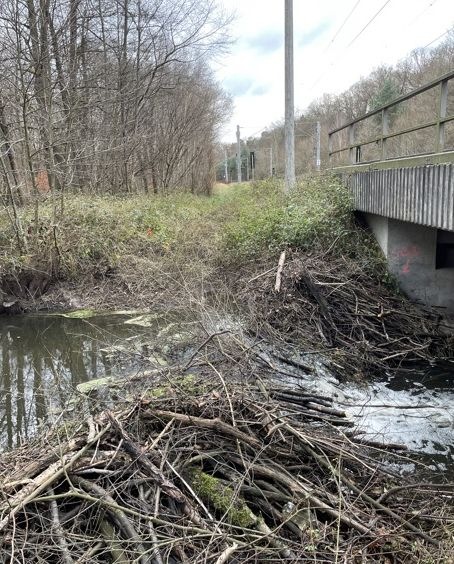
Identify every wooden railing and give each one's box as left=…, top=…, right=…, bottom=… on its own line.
left=328, top=70, right=454, bottom=166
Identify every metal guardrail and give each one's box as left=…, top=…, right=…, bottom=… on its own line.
left=328, top=70, right=454, bottom=165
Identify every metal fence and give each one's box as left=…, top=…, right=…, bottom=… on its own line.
left=328, top=70, right=454, bottom=166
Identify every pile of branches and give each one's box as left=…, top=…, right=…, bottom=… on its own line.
left=241, top=250, right=454, bottom=375
left=1, top=374, right=452, bottom=563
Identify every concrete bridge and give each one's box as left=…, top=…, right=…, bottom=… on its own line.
left=329, top=70, right=454, bottom=314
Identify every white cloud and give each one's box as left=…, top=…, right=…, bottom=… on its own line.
left=215, top=0, right=454, bottom=142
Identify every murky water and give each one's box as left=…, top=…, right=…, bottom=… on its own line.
left=1, top=313, right=453, bottom=475
left=269, top=348, right=454, bottom=473
left=341, top=366, right=454, bottom=469
left=0, top=312, right=196, bottom=451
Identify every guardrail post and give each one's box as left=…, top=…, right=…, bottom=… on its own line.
left=328, top=132, right=333, bottom=164
left=381, top=107, right=389, bottom=160
left=348, top=124, right=355, bottom=164
left=437, top=79, right=448, bottom=152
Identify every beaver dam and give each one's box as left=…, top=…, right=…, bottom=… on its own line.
left=1, top=192, right=454, bottom=562
left=1, top=314, right=454, bottom=563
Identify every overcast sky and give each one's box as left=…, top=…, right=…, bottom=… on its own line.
left=215, top=0, right=454, bottom=142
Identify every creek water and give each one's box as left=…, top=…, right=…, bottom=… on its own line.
left=274, top=353, right=454, bottom=476
left=0, top=311, right=195, bottom=451
left=0, top=313, right=453, bottom=477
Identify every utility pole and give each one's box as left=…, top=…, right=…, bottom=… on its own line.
left=284, top=0, right=295, bottom=192
left=224, top=148, right=229, bottom=183
left=236, top=125, right=242, bottom=183
left=268, top=147, right=273, bottom=176
left=315, top=121, right=321, bottom=172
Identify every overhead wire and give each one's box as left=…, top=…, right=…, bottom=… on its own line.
left=306, top=0, right=394, bottom=95
left=323, top=0, right=361, bottom=54
left=345, top=0, right=393, bottom=48
left=422, top=27, right=453, bottom=49
left=408, top=0, right=439, bottom=27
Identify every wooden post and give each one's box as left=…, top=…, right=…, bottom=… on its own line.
left=381, top=107, right=389, bottom=160
left=437, top=79, right=448, bottom=152
left=348, top=124, right=355, bottom=164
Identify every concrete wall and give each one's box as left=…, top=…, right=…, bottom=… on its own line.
left=364, top=213, right=454, bottom=314
left=364, top=213, right=388, bottom=255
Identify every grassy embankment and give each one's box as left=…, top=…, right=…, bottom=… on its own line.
left=0, top=176, right=381, bottom=308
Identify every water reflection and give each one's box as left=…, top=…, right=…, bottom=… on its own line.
left=0, top=314, right=157, bottom=451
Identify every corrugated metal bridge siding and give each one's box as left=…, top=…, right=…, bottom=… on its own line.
left=346, top=163, right=454, bottom=231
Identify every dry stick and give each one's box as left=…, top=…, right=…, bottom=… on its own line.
left=4, top=436, right=83, bottom=488
left=269, top=352, right=314, bottom=373
left=99, top=519, right=131, bottom=564
left=147, top=410, right=262, bottom=450
left=48, top=488, right=75, bottom=564
left=0, top=425, right=110, bottom=532
left=107, top=412, right=207, bottom=528
left=144, top=418, right=175, bottom=454
left=71, top=476, right=150, bottom=564
left=228, top=454, right=371, bottom=536
left=305, top=402, right=346, bottom=418
left=74, top=541, right=104, bottom=564
left=138, top=486, right=164, bottom=564
left=38, top=490, right=252, bottom=546
left=378, top=482, right=454, bottom=504
left=306, top=447, right=440, bottom=547
left=274, top=251, right=286, bottom=292
left=247, top=267, right=277, bottom=284
left=107, top=414, right=185, bottom=502
left=147, top=521, right=164, bottom=564
left=206, top=360, right=236, bottom=427
left=164, top=458, right=216, bottom=523
left=214, top=543, right=239, bottom=564
left=271, top=391, right=333, bottom=408
left=183, top=330, right=231, bottom=370
left=152, top=487, right=164, bottom=564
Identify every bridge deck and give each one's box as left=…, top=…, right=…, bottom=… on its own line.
left=340, top=161, right=454, bottom=232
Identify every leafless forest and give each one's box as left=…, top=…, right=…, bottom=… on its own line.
left=0, top=0, right=232, bottom=210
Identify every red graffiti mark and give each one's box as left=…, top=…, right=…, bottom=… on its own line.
left=392, top=245, right=420, bottom=276
left=394, top=245, right=420, bottom=259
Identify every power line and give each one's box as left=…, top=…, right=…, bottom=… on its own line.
left=247, top=126, right=269, bottom=138
left=409, top=0, right=439, bottom=27
left=346, top=0, right=393, bottom=48
left=323, top=0, right=361, bottom=54
left=307, top=0, right=393, bottom=95
left=422, top=27, right=452, bottom=49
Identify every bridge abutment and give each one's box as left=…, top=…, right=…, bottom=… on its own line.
left=363, top=213, right=454, bottom=314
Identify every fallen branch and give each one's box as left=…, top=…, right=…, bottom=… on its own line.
left=274, top=251, right=286, bottom=292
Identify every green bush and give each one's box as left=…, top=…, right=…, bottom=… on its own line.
left=0, top=175, right=387, bottom=285
left=222, top=175, right=353, bottom=259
